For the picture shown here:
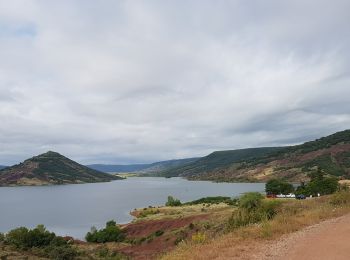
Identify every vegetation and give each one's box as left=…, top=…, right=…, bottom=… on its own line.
left=85, top=220, right=125, bottom=243
left=265, top=179, right=294, bottom=195
left=138, top=207, right=160, bottom=218
left=238, top=192, right=264, bottom=210
left=165, top=196, right=182, bottom=206
left=228, top=192, right=280, bottom=229
left=159, top=147, right=283, bottom=177
left=156, top=130, right=350, bottom=182
left=301, top=154, right=345, bottom=176
left=1, top=225, right=77, bottom=260
left=295, top=170, right=339, bottom=196
left=184, top=196, right=238, bottom=206
left=163, top=190, right=350, bottom=260
left=191, top=232, right=206, bottom=244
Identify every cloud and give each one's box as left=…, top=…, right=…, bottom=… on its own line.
left=0, top=0, right=349, bottom=164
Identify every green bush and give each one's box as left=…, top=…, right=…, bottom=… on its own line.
left=5, top=227, right=30, bottom=249
left=228, top=193, right=281, bottom=230
left=3, top=225, right=76, bottom=259
left=238, top=192, right=264, bottom=210
left=154, top=230, right=164, bottom=237
left=165, top=196, right=182, bottom=206
left=85, top=220, right=125, bottom=243
left=0, top=232, right=4, bottom=242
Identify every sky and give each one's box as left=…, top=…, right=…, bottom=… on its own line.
left=0, top=0, right=350, bottom=165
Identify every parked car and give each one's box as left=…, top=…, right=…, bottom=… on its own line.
left=276, top=194, right=286, bottom=198
left=296, top=194, right=306, bottom=200
left=276, top=193, right=295, bottom=198
left=286, top=193, right=296, bottom=198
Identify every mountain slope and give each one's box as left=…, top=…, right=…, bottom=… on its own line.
left=138, top=158, right=199, bottom=174
left=0, top=165, right=7, bottom=170
left=87, top=158, right=199, bottom=173
left=160, top=130, right=350, bottom=182
left=0, top=151, right=122, bottom=186
left=159, top=147, right=283, bottom=178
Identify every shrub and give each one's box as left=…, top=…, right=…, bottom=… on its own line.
left=0, top=232, right=4, bottom=242
left=97, top=247, right=110, bottom=257
left=138, top=208, right=160, bottom=218
left=191, top=232, right=206, bottom=243
left=5, top=225, right=60, bottom=249
left=228, top=193, right=281, bottom=230
left=238, top=192, right=264, bottom=210
left=259, top=200, right=281, bottom=220
left=85, top=220, right=125, bottom=243
left=45, top=245, right=77, bottom=260
left=228, top=208, right=261, bottom=229
left=3, top=225, right=77, bottom=259
left=165, top=196, right=182, bottom=207
left=5, top=227, right=30, bottom=249
left=154, top=230, right=164, bottom=237
left=330, top=191, right=350, bottom=206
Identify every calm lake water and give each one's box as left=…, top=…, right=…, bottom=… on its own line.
left=0, top=177, right=265, bottom=239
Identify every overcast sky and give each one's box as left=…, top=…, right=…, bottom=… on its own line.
left=0, top=0, right=350, bottom=165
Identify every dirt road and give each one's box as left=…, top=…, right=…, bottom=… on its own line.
left=260, top=213, right=350, bottom=260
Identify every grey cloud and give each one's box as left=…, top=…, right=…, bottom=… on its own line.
left=0, top=0, right=349, bottom=165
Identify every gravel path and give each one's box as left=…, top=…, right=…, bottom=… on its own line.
left=259, top=213, right=350, bottom=260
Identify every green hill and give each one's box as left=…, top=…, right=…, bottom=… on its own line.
left=159, top=147, right=283, bottom=178
left=0, top=151, right=122, bottom=186
left=159, top=130, right=350, bottom=182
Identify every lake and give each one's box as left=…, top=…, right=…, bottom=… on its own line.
left=0, top=177, right=265, bottom=239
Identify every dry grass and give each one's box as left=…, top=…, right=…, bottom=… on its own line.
left=131, top=203, right=232, bottom=222
left=162, top=195, right=350, bottom=260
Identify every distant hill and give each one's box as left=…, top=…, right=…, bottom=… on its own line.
left=0, top=151, right=122, bottom=186
left=87, top=158, right=199, bottom=174
left=0, top=165, right=7, bottom=170
left=87, top=164, right=150, bottom=173
left=158, top=130, right=350, bottom=182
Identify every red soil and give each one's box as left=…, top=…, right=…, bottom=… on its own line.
left=120, top=214, right=209, bottom=259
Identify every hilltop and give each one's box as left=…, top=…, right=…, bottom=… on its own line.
left=158, top=130, right=350, bottom=182
left=0, top=151, right=122, bottom=186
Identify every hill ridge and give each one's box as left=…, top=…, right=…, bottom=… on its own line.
left=158, top=130, right=350, bottom=182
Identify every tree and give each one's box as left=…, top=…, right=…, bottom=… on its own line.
left=85, top=220, right=125, bottom=243
left=165, top=196, right=181, bottom=206
left=265, top=179, right=294, bottom=195
left=296, top=170, right=339, bottom=196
